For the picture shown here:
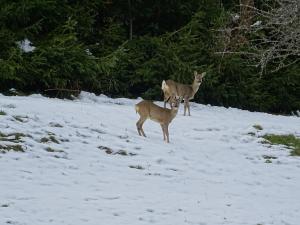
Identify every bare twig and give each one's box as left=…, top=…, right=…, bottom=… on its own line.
left=215, top=0, right=300, bottom=73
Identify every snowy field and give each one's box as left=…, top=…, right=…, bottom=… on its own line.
left=0, top=92, right=300, bottom=225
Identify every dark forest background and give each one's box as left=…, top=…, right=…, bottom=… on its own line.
left=0, top=0, right=299, bottom=114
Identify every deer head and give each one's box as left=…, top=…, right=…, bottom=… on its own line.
left=170, top=96, right=181, bottom=109
left=194, top=71, right=206, bottom=84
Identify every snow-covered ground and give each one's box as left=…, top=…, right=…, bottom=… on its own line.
left=0, top=92, right=299, bottom=225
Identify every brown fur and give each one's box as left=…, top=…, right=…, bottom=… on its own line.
left=135, top=98, right=180, bottom=143
left=162, top=71, right=206, bottom=116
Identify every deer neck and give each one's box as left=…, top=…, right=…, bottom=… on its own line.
left=191, top=80, right=201, bottom=95
left=170, top=108, right=178, bottom=120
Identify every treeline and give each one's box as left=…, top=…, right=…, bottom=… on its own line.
left=0, top=0, right=299, bottom=113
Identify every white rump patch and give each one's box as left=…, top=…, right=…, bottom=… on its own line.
left=161, top=80, right=168, bottom=90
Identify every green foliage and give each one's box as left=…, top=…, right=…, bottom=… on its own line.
left=0, top=0, right=299, bottom=113
left=263, top=134, right=300, bottom=156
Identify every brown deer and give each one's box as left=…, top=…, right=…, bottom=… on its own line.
left=135, top=97, right=181, bottom=143
left=162, top=71, right=206, bottom=116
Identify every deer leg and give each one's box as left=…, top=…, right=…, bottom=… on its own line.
left=136, top=118, right=147, bottom=137
left=183, top=98, right=188, bottom=116
left=165, top=125, right=170, bottom=143
left=187, top=100, right=191, bottom=116
left=136, top=119, right=142, bottom=136
left=140, top=122, right=147, bottom=137
left=160, top=124, right=166, bottom=141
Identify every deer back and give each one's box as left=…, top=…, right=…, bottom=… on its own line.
left=136, top=100, right=178, bottom=124
left=164, top=80, right=193, bottom=99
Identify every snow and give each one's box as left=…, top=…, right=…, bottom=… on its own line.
left=0, top=92, right=300, bottom=225
left=17, top=38, right=36, bottom=53
left=251, top=21, right=262, bottom=27
left=85, top=49, right=93, bottom=56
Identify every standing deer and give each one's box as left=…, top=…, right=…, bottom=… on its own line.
left=162, top=71, right=206, bottom=116
left=135, top=97, right=180, bottom=143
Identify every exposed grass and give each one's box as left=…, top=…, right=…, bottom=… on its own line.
left=263, top=134, right=300, bottom=156
left=98, top=146, right=113, bottom=154
left=13, top=115, right=28, bottom=123
left=262, top=155, right=277, bottom=160
left=129, top=165, right=144, bottom=170
left=265, top=159, right=272, bottom=163
left=59, top=138, right=70, bottom=142
left=253, top=124, right=263, bottom=130
left=98, top=146, right=137, bottom=156
left=45, top=147, right=55, bottom=152
left=14, top=132, right=26, bottom=140
left=115, top=150, right=137, bottom=156
left=49, top=136, right=60, bottom=144
left=0, top=110, right=7, bottom=116
left=40, top=137, right=49, bottom=143
left=260, top=139, right=270, bottom=145
left=40, top=135, right=60, bottom=144
left=0, top=132, right=26, bottom=143
left=115, top=150, right=128, bottom=155
left=49, top=122, right=63, bottom=128
left=247, top=132, right=256, bottom=136
left=0, top=132, right=28, bottom=153
left=45, top=147, right=64, bottom=153
left=0, top=144, right=25, bottom=153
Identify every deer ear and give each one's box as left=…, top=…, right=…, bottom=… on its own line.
left=201, top=72, right=206, bottom=78
left=194, top=71, right=198, bottom=77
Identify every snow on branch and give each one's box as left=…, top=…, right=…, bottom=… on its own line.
left=216, top=0, right=300, bottom=73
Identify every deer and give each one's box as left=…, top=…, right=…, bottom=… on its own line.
left=135, top=97, right=181, bottom=143
left=161, top=71, right=206, bottom=116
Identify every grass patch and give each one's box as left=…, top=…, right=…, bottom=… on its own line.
left=0, top=110, right=7, bottom=116
left=45, top=147, right=55, bottom=152
left=0, top=132, right=7, bottom=138
left=14, top=133, right=26, bottom=140
left=0, top=132, right=26, bottom=143
left=13, top=115, right=28, bottom=123
left=263, top=134, right=300, bottom=156
left=40, top=137, right=49, bottom=143
left=40, top=135, right=60, bottom=144
left=0, top=144, right=25, bottom=153
left=59, top=138, right=70, bottom=142
left=247, top=132, right=256, bottom=136
left=98, top=146, right=137, bottom=156
left=115, top=150, right=128, bottom=155
left=262, top=155, right=277, bottom=160
left=253, top=124, right=263, bottom=130
left=49, top=136, right=60, bottom=144
left=98, top=146, right=113, bottom=154
left=45, top=147, right=64, bottom=153
left=49, top=122, right=63, bottom=128
left=129, top=165, right=144, bottom=170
